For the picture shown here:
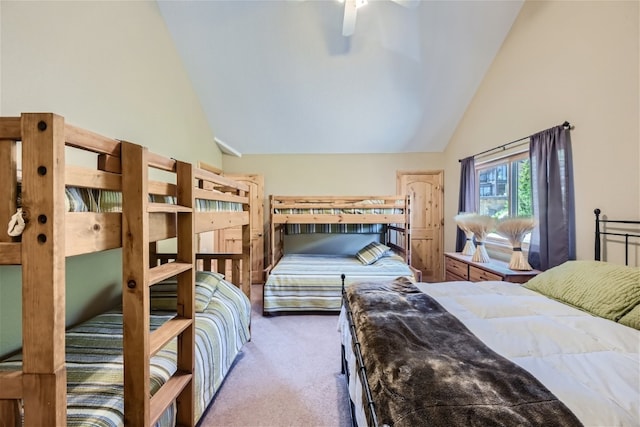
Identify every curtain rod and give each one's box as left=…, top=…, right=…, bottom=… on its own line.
left=458, top=121, right=572, bottom=162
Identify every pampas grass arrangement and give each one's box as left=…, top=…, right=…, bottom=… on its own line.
left=464, top=214, right=496, bottom=263
left=495, top=216, right=537, bottom=270
left=454, top=213, right=476, bottom=256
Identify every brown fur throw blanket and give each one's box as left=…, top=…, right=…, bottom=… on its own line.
left=345, top=277, right=583, bottom=427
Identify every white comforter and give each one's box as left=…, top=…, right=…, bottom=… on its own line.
left=340, top=281, right=640, bottom=427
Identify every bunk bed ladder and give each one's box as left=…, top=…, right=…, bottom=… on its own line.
left=122, top=142, right=196, bottom=427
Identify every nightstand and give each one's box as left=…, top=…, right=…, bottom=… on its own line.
left=445, top=252, right=540, bottom=284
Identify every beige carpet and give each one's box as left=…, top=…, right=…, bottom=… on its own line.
left=199, top=284, right=352, bottom=427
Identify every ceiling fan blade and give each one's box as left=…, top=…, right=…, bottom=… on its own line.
left=342, top=0, right=357, bottom=36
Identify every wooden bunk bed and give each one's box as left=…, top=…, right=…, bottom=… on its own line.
left=339, top=209, right=640, bottom=427
left=0, top=112, right=251, bottom=426
left=265, top=195, right=419, bottom=314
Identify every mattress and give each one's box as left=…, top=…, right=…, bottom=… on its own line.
left=264, top=253, right=414, bottom=313
left=15, top=183, right=243, bottom=213
left=339, top=280, right=640, bottom=427
left=284, top=223, right=385, bottom=234
left=275, top=199, right=403, bottom=235
left=0, top=278, right=251, bottom=426
left=273, top=199, right=403, bottom=216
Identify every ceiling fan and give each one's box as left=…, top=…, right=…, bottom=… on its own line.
left=341, top=0, right=420, bottom=36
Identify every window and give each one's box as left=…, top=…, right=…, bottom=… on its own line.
left=476, top=152, right=531, bottom=218
left=476, top=151, right=533, bottom=251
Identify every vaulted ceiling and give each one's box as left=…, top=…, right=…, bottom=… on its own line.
left=157, top=0, right=523, bottom=155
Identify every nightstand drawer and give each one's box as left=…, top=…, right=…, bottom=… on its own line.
left=445, top=257, right=468, bottom=279
left=445, top=253, right=541, bottom=284
left=469, top=266, right=502, bottom=282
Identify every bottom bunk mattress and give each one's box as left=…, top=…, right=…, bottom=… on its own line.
left=0, top=276, right=251, bottom=426
left=263, top=253, right=415, bottom=313
left=339, top=279, right=639, bottom=427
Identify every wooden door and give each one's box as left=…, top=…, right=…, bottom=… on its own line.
left=224, top=174, right=265, bottom=284
left=397, top=171, right=444, bottom=282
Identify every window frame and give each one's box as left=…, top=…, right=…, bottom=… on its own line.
left=475, top=150, right=532, bottom=256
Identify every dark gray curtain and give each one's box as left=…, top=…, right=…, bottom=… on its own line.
left=528, top=126, right=576, bottom=270
left=456, top=156, right=476, bottom=251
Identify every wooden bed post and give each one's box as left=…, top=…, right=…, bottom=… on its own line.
left=121, top=141, right=151, bottom=426
left=242, top=221, right=252, bottom=297
left=20, top=113, right=67, bottom=426
left=269, top=195, right=275, bottom=270
left=174, top=160, right=196, bottom=426
left=405, top=194, right=412, bottom=266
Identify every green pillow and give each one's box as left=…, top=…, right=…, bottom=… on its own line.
left=524, top=260, right=640, bottom=322
left=356, top=242, right=391, bottom=265
left=150, top=271, right=225, bottom=313
left=618, top=303, right=640, bottom=330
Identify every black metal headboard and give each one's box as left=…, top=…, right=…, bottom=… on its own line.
left=594, top=208, right=640, bottom=265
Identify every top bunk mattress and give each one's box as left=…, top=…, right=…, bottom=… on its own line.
left=271, top=197, right=408, bottom=229
left=273, top=199, right=404, bottom=215
left=15, top=184, right=244, bottom=213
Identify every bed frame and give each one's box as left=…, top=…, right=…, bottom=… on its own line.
left=594, top=208, right=640, bottom=265
left=0, top=113, right=250, bottom=426
left=342, top=208, right=640, bottom=427
left=268, top=195, right=412, bottom=272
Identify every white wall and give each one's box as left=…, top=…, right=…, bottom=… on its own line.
left=0, top=1, right=221, bottom=356
left=443, top=0, right=639, bottom=266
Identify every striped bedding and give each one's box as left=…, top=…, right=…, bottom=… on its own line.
left=16, top=183, right=243, bottom=213
left=276, top=199, right=402, bottom=235
left=273, top=199, right=403, bottom=215
left=285, top=223, right=385, bottom=234
left=99, top=191, right=243, bottom=213
left=0, top=278, right=251, bottom=426
left=263, top=253, right=414, bottom=313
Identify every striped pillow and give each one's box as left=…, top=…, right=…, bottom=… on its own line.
left=150, top=271, right=225, bottom=312
left=356, top=242, right=391, bottom=265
